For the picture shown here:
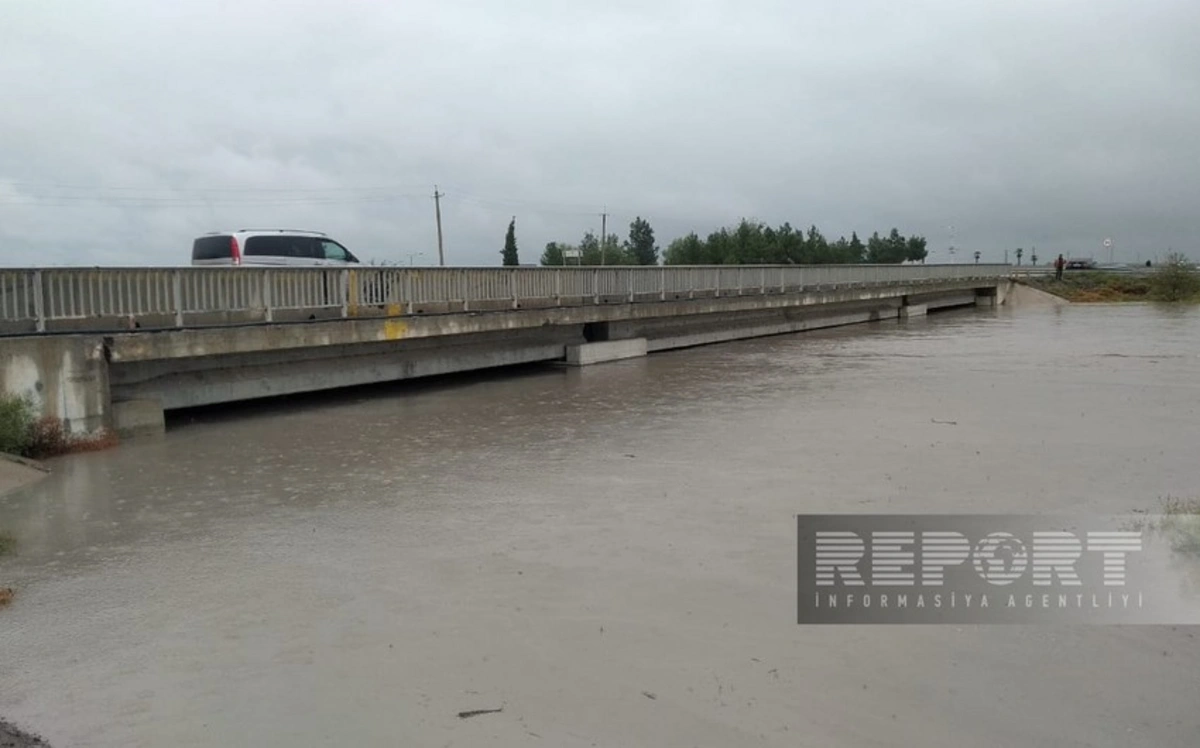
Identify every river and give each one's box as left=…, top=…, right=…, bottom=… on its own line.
left=2, top=302, right=1199, bottom=746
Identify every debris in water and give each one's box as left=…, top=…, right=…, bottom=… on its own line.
left=458, top=708, right=503, bottom=719
left=642, top=691, right=657, bottom=700
left=0, top=588, right=12, bottom=607
left=931, top=419, right=958, bottom=425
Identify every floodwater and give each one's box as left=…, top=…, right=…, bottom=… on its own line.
left=2, top=302, right=1199, bottom=747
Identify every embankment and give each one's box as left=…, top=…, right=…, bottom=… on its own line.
left=0, top=454, right=48, bottom=497
left=1006, top=282, right=1070, bottom=307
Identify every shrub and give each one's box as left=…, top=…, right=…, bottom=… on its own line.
left=0, top=394, right=34, bottom=456
left=23, top=416, right=118, bottom=460
left=1149, top=253, right=1200, bottom=302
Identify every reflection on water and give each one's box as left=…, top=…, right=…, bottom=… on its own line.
left=2, top=303, right=1200, bottom=747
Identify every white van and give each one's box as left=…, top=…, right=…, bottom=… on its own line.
left=191, top=229, right=361, bottom=266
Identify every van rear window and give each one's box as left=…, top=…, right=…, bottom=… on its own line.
left=192, top=235, right=232, bottom=260
left=244, top=236, right=318, bottom=258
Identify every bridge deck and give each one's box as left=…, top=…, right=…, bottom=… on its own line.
left=0, top=264, right=1010, bottom=335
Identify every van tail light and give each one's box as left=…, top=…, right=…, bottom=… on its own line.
left=230, top=236, right=241, bottom=265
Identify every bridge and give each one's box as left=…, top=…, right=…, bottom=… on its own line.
left=0, top=264, right=1011, bottom=436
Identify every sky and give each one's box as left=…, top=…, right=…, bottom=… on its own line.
left=1, top=0, right=1198, bottom=267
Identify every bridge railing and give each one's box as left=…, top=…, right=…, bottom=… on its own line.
left=0, top=264, right=1011, bottom=335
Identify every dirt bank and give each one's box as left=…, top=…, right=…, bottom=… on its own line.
left=0, top=719, right=51, bottom=747
left=0, top=455, right=48, bottom=498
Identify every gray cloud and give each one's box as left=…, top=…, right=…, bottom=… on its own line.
left=1, top=0, right=1197, bottom=266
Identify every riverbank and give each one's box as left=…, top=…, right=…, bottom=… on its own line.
left=1023, top=272, right=1153, bottom=302
left=0, top=719, right=52, bottom=747
left=0, top=454, right=48, bottom=498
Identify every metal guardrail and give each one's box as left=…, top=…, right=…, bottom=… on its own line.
left=0, top=264, right=1011, bottom=335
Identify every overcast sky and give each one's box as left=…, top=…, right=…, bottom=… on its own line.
left=1, top=0, right=1197, bottom=267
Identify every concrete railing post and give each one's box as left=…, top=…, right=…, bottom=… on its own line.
left=511, top=268, right=519, bottom=309
left=715, top=268, right=721, bottom=299
left=659, top=266, right=666, bottom=301
left=592, top=269, right=599, bottom=305
left=172, top=270, right=183, bottom=327
left=554, top=268, right=562, bottom=304
left=32, top=270, right=45, bottom=332
left=461, top=269, right=469, bottom=312
left=404, top=270, right=414, bottom=315
left=262, top=271, right=273, bottom=323
left=340, top=269, right=350, bottom=317
left=628, top=268, right=634, bottom=303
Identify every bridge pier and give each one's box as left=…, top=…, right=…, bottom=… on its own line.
left=565, top=339, right=649, bottom=366
left=112, top=398, right=165, bottom=437
left=0, top=336, right=110, bottom=436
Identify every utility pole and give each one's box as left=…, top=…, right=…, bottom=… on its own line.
left=433, top=185, right=445, bottom=266
left=600, top=207, right=607, bottom=266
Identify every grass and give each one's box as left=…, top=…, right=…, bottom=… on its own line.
left=1027, top=260, right=1200, bottom=303
left=1025, top=272, right=1154, bottom=302
left=0, top=530, right=15, bottom=557
left=1129, top=497, right=1200, bottom=557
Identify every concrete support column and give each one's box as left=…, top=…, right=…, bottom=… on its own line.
left=0, top=335, right=111, bottom=435
left=112, top=398, right=165, bottom=437
left=565, top=338, right=648, bottom=366
left=899, top=303, right=928, bottom=319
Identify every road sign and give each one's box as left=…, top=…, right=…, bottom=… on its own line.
left=1103, top=238, right=1112, bottom=248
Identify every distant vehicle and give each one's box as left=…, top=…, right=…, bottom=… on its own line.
left=1065, top=258, right=1096, bottom=270
left=191, top=230, right=361, bottom=266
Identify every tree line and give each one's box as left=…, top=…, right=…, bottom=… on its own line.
left=499, top=216, right=929, bottom=266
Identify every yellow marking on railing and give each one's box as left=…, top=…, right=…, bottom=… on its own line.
left=347, top=269, right=360, bottom=317
left=384, top=319, right=408, bottom=340
left=385, top=303, right=402, bottom=317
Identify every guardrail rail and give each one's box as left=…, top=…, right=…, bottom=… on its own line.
left=0, top=264, right=1011, bottom=335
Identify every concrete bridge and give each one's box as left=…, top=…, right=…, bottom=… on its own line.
left=0, top=264, right=1011, bottom=436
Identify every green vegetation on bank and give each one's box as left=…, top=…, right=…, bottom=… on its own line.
left=1027, top=255, right=1200, bottom=303
left=1025, top=272, right=1153, bottom=302
left=539, top=217, right=927, bottom=266
left=0, top=395, right=34, bottom=456
left=1149, top=253, right=1200, bottom=301
left=0, top=393, right=117, bottom=459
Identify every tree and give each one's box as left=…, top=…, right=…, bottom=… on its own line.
left=501, top=217, right=519, bottom=266
left=602, top=233, right=631, bottom=265
left=579, top=231, right=602, bottom=265
left=540, top=241, right=565, bottom=266
left=847, top=232, right=866, bottom=263
left=664, top=233, right=706, bottom=264
left=626, top=217, right=659, bottom=265
left=1149, top=253, right=1200, bottom=301
left=905, top=235, right=928, bottom=263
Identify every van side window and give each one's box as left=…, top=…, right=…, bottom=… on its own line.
left=192, top=235, right=232, bottom=260
left=320, top=241, right=355, bottom=262
left=245, top=236, right=319, bottom=258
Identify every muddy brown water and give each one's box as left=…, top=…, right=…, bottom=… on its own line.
left=2, top=303, right=1199, bottom=747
